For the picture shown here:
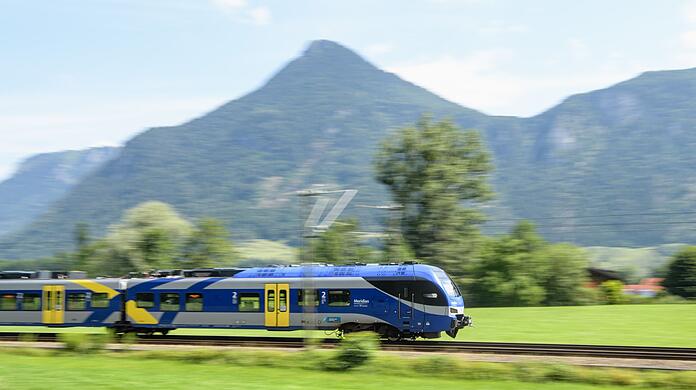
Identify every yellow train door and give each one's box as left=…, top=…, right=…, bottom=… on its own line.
left=42, top=285, right=64, bottom=324
left=264, top=283, right=289, bottom=327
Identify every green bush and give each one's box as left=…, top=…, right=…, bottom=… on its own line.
left=576, top=287, right=600, bottom=305
left=59, top=333, right=110, bottom=353
left=323, top=332, right=378, bottom=371
left=599, top=280, right=627, bottom=304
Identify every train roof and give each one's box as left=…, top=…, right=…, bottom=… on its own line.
left=229, top=263, right=443, bottom=279
left=0, top=263, right=449, bottom=283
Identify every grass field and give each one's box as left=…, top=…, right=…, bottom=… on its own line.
left=2, top=304, right=694, bottom=347
left=458, top=304, right=696, bottom=347
left=0, top=350, right=680, bottom=390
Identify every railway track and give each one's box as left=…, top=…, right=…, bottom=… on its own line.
left=0, top=332, right=694, bottom=361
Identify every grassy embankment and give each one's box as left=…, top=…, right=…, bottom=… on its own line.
left=2, top=304, right=694, bottom=347
left=0, top=348, right=694, bottom=390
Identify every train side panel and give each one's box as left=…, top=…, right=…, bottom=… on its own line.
left=0, top=279, right=123, bottom=327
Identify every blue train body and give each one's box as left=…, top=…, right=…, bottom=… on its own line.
left=0, top=263, right=471, bottom=339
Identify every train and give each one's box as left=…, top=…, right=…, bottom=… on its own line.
left=0, top=262, right=471, bottom=339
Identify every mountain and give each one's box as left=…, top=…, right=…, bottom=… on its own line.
left=0, top=147, right=118, bottom=240
left=504, top=68, right=696, bottom=245
left=0, top=40, right=505, bottom=259
left=3, top=40, right=696, bottom=259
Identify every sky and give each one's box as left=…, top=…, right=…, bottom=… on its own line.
left=2, top=0, right=696, bottom=181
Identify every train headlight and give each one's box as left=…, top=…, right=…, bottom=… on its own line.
left=449, top=307, right=458, bottom=314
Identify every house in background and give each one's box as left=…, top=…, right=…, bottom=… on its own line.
left=623, top=278, right=664, bottom=297
left=586, top=267, right=624, bottom=288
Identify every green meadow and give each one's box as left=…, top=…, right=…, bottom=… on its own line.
left=2, top=304, right=694, bottom=347
left=0, top=349, right=692, bottom=390
left=458, top=304, right=696, bottom=347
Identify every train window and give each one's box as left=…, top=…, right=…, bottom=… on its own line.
left=23, top=293, right=41, bottom=310
left=185, top=293, right=203, bottom=311
left=298, top=289, right=319, bottom=306
left=91, top=293, right=110, bottom=308
left=266, top=290, right=275, bottom=312
left=433, top=269, right=461, bottom=297
left=136, top=293, right=154, bottom=308
left=67, top=293, right=87, bottom=310
left=239, top=293, right=260, bottom=312
left=328, top=290, right=351, bottom=307
left=279, top=289, right=287, bottom=312
left=160, top=293, right=180, bottom=311
left=0, top=294, right=16, bottom=310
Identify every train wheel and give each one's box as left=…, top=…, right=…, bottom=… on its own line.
left=386, top=328, right=401, bottom=342
left=160, top=330, right=169, bottom=336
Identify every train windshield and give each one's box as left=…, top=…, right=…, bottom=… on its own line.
left=433, top=269, right=461, bottom=297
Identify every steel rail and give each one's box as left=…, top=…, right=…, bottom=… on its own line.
left=0, top=332, right=694, bottom=360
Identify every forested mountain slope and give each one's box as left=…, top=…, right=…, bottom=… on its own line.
left=0, top=147, right=118, bottom=238
left=3, top=40, right=696, bottom=259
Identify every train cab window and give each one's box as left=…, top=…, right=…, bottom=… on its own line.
left=23, top=293, right=41, bottom=310
left=239, top=293, right=260, bottom=312
left=185, top=293, right=203, bottom=311
left=328, top=290, right=351, bottom=307
left=160, top=293, right=180, bottom=311
left=91, top=293, right=110, bottom=309
left=67, top=293, right=87, bottom=310
left=136, top=293, right=154, bottom=309
left=0, top=294, right=16, bottom=310
left=266, top=290, right=275, bottom=312
left=298, top=289, right=319, bottom=306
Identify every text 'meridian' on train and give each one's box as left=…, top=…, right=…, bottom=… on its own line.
left=0, top=262, right=472, bottom=339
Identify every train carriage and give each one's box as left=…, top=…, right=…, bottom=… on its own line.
left=0, top=278, right=122, bottom=327
left=0, top=263, right=471, bottom=339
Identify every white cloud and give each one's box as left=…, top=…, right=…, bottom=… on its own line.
left=364, top=43, right=394, bottom=57
left=211, top=0, right=247, bottom=12
left=682, top=30, right=696, bottom=50
left=387, top=49, right=643, bottom=117
left=568, top=38, right=590, bottom=60
left=685, top=0, right=696, bottom=23
left=248, top=6, right=271, bottom=26
left=210, top=0, right=271, bottom=26
left=478, top=20, right=529, bottom=36
left=430, top=0, right=483, bottom=5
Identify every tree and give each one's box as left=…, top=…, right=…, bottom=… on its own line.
left=663, top=246, right=696, bottom=298
left=599, top=280, right=626, bottom=305
left=306, top=219, right=373, bottom=264
left=181, top=218, right=237, bottom=268
left=73, top=223, right=92, bottom=270
left=468, top=221, right=590, bottom=307
left=468, top=225, right=547, bottom=307
left=375, top=117, right=493, bottom=276
left=536, top=243, right=589, bottom=306
left=103, top=201, right=192, bottom=271
left=381, top=232, right=414, bottom=262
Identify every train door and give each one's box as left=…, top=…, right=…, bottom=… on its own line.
left=397, top=286, right=413, bottom=330
left=42, top=285, right=64, bottom=324
left=264, top=283, right=289, bottom=327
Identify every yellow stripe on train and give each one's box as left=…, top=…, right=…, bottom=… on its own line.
left=72, top=280, right=120, bottom=299
left=125, top=300, right=158, bottom=324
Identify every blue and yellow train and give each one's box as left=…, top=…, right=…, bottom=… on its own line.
left=0, top=263, right=471, bottom=339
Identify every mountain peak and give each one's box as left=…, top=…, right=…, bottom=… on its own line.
left=293, top=39, right=379, bottom=73
left=242, top=39, right=405, bottom=103
left=303, top=40, right=356, bottom=57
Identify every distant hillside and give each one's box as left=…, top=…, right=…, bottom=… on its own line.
left=585, top=244, right=685, bottom=281
left=3, top=40, right=696, bottom=259
left=503, top=68, right=696, bottom=246
left=0, top=147, right=118, bottom=238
